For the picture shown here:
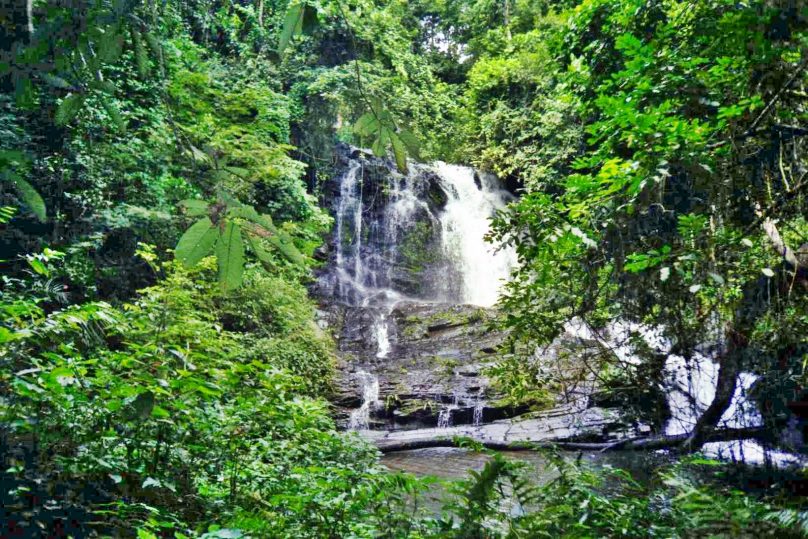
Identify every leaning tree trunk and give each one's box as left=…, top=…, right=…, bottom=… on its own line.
left=685, top=219, right=807, bottom=450
left=684, top=341, right=742, bottom=449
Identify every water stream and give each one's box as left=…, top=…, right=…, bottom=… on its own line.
left=348, top=370, right=380, bottom=430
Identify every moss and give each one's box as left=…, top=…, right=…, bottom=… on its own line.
left=399, top=220, right=438, bottom=273
left=396, top=398, right=439, bottom=416
left=401, top=323, right=427, bottom=339
left=424, top=306, right=490, bottom=327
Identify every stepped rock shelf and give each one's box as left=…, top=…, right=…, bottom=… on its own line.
left=361, top=404, right=639, bottom=453
left=325, top=302, right=519, bottom=429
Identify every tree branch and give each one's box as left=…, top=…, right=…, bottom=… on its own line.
left=708, top=53, right=808, bottom=150
left=763, top=218, right=804, bottom=269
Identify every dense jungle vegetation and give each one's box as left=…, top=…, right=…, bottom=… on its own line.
left=2, top=0, right=808, bottom=536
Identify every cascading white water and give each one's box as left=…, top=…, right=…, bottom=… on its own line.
left=437, top=394, right=460, bottom=429
left=349, top=370, right=380, bottom=430
left=435, top=163, right=517, bottom=307
left=330, top=150, right=516, bottom=429
left=372, top=315, right=391, bottom=359
left=473, top=400, right=484, bottom=427
left=334, top=161, right=364, bottom=302
left=329, top=154, right=516, bottom=346
left=565, top=318, right=802, bottom=465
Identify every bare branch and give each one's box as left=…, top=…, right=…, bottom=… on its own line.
left=763, top=218, right=803, bottom=269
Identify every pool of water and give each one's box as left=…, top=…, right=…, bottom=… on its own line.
left=381, top=447, right=671, bottom=484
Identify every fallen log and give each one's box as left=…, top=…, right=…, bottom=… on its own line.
left=374, top=427, right=767, bottom=454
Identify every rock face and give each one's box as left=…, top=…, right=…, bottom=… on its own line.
left=314, top=143, right=460, bottom=303
left=325, top=302, right=520, bottom=429
left=314, top=144, right=525, bottom=429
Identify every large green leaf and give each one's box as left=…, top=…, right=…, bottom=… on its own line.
left=268, top=230, right=305, bottom=265
left=229, top=204, right=278, bottom=235
left=102, top=99, right=126, bottom=133
left=248, top=234, right=275, bottom=272
left=397, top=129, right=421, bottom=160
left=216, top=220, right=244, bottom=290
left=278, top=1, right=305, bottom=54
left=389, top=131, right=407, bottom=173
left=179, top=199, right=209, bottom=217
left=372, top=127, right=391, bottom=158
left=2, top=171, right=46, bottom=222
left=354, top=112, right=380, bottom=137
left=175, top=217, right=218, bottom=267
left=55, top=93, right=86, bottom=126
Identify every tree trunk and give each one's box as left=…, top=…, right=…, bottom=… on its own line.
left=684, top=219, right=807, bottom=449
left=503, top=0, right=512, bottom=41
left=374, top=427, right=765, bottom=453
left=684, top=342, right=741, bottom=449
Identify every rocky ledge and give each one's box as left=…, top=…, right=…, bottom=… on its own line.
left=325, top=302, right=519, bottom=428
left=361, top=402, right=652, bottom=452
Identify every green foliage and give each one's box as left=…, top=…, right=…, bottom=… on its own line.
left=174, top=198, right=307, bottom=290
left=353, top=105, right=421, bottom=172
left=0, top=255, right=378, bottom=535
left=471, top=0, right=808, bottom=421
left=175, top=216, right=220, bottom=267
left=278, top=0, right=319, bottom=54
left=0, top=150, right=45, bottom=222
left=5, top=0, right=808, bottom=535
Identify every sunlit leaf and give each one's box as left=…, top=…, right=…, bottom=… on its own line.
left=268, top=229, right=304, bottom=265
left=55, top=93, right=85, bottom=126
left=397, top=129, right=420, bottom=159
left=216, top=220, right=244, bottom=290
left=278, top=1, right=305, bottom=54
left=2, top=171, right=46, bottom=222
left=354, top=112, right=379, bottom=137
left=175, top=217, right=218, bottom=267
left=389, top=132, right=408, bottom=173
left=372, top=127, right=391, bottom=157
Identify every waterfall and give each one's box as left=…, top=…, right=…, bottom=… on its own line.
left=564, top=318, right=801, bottom=465
left=327, top=148, right=516, bottom=430
left=435, top=163, right=516, bottom=307
left=372, top=314, right=390, bottom=359
left=437, top=395, right=460, bottom=429
left=327, top=154, right=515, bottom=311
left=333, top=161, right=365, bottom=303
left=473, top=400, right=484, bottom=427
left=349, top=371, right=380, bottom=430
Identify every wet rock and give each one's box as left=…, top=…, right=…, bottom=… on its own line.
left=362, top=405, right=646, bottom=452
left=326, top=302, right=516, bottom=429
